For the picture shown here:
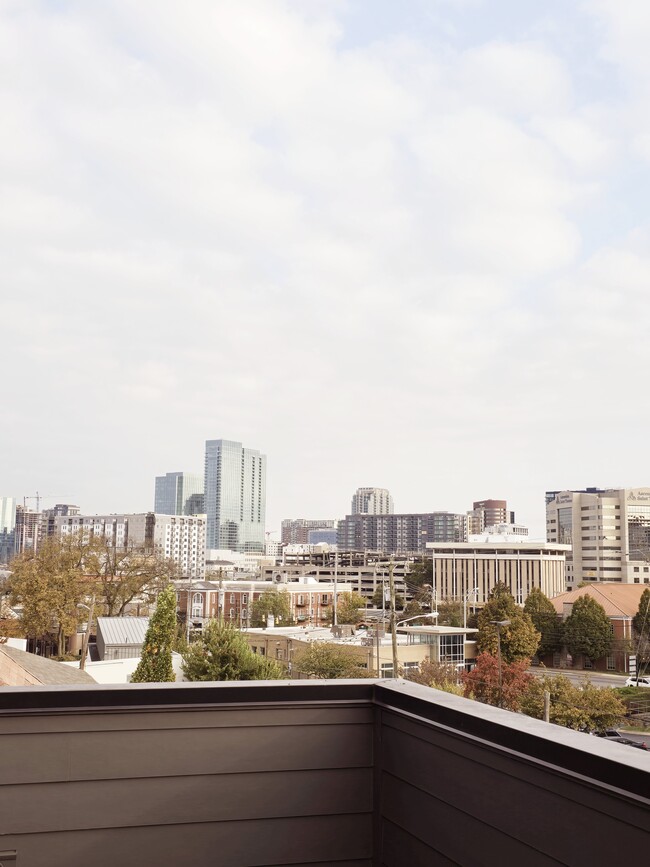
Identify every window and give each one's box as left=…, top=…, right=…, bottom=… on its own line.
left=607, top=655, right=616, bottom=671
left=242, top=594, right=248, bottom=604
left=229, top=608, right=235, bottom=618
left=584, top=657, right=593, bottom=669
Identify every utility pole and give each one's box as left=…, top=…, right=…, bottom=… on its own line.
left=333, top=551, right=338, bottom=626
left=490, top=619, right=510, bottom=708
left=78, top=594, right=96, bottom=671
left=544, top=690, right=551, bottom=724
left=389, top=558, right=398, bottom=678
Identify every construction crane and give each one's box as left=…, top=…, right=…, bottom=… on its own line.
left=22, top=492, right=75, bottom=512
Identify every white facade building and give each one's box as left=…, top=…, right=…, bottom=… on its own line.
left=351, top=487, right=394, bottom=515
left=56, top=513, right=206, bottom=578
left=546, top=487, right=650, bottom=588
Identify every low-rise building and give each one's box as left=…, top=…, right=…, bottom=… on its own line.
left=426, top=541, right=569, bottom=606
left=176, top=577, right=353, bottom=630
left=547, top=583, right=648, bottom=674
left=242, top=623, right=478, bottom=678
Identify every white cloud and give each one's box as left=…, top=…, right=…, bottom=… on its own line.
left=1, top=1, right=649, bottom=536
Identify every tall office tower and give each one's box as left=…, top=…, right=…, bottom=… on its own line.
left=351, top=488, right=394, bottom=515
left=0, top=497, right=17, bottom=564
left=338, top=512, right=467, bottom=554
left=154, top=472, right=204, bottom=516
left=467, top=499, right=515, bottom=535
left=281, top=518, right=337, bottom=545
left=204, top=439, right=266, bottom=553
left=546, top=487, right=650, bottom=588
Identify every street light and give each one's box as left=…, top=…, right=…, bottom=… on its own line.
left=490, top=619, right=511, bottom=708
left=77, top=594, right=96, bottom=671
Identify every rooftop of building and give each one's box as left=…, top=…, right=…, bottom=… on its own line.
left=549, top=583, right=649, bottom=617
left=96, top=616, right=149, bottom=647
left=0, top=643, right=95, bottom=685
left=427, top=540, right=571, bottom=551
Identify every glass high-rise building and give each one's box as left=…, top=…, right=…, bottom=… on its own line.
left=204, top=439, right=266, bottom=553
left=154, top=472, right=204, bottom=516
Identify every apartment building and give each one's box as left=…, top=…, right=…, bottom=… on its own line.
left=546, top=487, right=650, bottom=587
left=351, top=487, right=394, bottom=515
left=176, top=577, right=352, bottom=629
left=338, top=511, right=467, bottom=554
left=281, top=518, right=337, bottom=545
left=467, top=499, right=515, bottom=535
left=56, top=512, right=206, bottom=578
left=426, top=541, right=569, bottom=605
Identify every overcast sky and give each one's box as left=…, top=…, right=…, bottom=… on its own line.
left=3, top=0, right=650, bottom=538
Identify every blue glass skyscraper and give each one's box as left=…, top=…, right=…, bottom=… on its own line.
left=204, top=439, right=266, bottom=553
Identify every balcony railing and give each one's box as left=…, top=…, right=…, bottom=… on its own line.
left=0, top=679, right=648, bottom=866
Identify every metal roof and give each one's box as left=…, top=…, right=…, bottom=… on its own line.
left=96, top=617, right=149, bottom=647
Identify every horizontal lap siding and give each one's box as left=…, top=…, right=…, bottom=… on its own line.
left=0, top=703, right=373, bottom=867
left=376, top=710, right=650, bottom=867
left=0, top=817, right=373, bottom=867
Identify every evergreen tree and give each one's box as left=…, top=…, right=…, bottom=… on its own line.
left=563, top=595, right=612, bottom=663
left=632, top=588, right=650, bottom=676
left=131, top=584, right=177, bottom=683
left=523, top=588, right=562, bottom=655
left=476, top=583, right=540, bottom=663
left=182, top=620, right=283, bottom=681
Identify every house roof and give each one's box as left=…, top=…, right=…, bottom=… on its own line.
left=0, top=644, right=95, bottom=685
left=550, top=583, right=649, bottom=617
left=96, top=617, right=149, bottom=647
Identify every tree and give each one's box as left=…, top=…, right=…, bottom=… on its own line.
left=632, top=588, right=650, bottom=677
left=182, top=620, right=284, bottom=681
left=563, top=596, right=612, bottom=663
left=521, top=674, right=625, bottom=733
left=407, top=558, right=432, bottom=587
left=476, top=583, right=540, bottom=663
left=461, top=653, right=533, bottom=712
left=436, top=600, right=464, bottom=628
left=402, top=659, right=463, bottom=695
left=131, top=585, right=177, bottom=683
left=250, top=588, right=293, bottom=627
left=91, top=540, right=179, bottom=617
left=523, top=588, right=562, bottom=656
left=296, top=642, right=371, bottom=679
left=8, top=535, right=91, bottom=655
left=336, top=592, right=366, bottom=625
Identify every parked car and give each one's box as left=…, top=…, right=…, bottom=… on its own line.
left=624, top=676, right=650, bottom=687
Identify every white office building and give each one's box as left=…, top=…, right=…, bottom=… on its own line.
left=546, top=487, right=650, bottom=588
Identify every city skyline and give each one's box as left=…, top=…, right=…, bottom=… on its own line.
left=4, top=2, right=650, bottom=541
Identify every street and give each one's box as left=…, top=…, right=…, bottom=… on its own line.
left=529, top=668, right=628, bottom=689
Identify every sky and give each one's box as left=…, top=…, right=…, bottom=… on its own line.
left=3, top=0, right=650, bottom=538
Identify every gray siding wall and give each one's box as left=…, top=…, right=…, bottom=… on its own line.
left=0, top=680, right=648, bottom=867
left=0, top=686, right=374, bottom=867
left=374, top=682, right=650, bottom=866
